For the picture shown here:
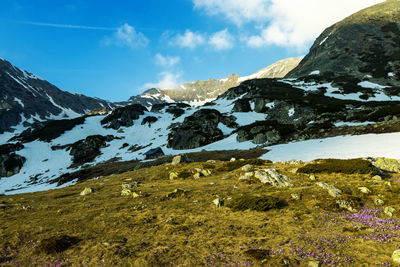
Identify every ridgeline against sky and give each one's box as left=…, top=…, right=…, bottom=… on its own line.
left=0, top=0, right=384, bottom=101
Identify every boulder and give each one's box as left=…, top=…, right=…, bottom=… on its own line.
left=80, top=187, right=94, bottom=196
left=374, top=158, right=400, bottom=173
left=141, top=116, right=158, bottom=126
left=392, top=250, right=400, bottom=264
left=213, top=198, right=224, bottom=207
left=169, top=172, right=179, bottom=180
left=232, top=98, right=252, bottom=112
left=101, top=104, right=147, bottom=129
left=167, top=109, right=238, bottom=150
left=336, top=199, right=357, bottom=212
left=69, top=135, right=114, bottom=165
left=0, top=153, right=26, bottom=177
left=241, top=164, right=254, bottom=172
left=384, top=206, right=396, bottom=217
left=254, top=169, right=293, bottom=187
left=171, top=154, right=190, bottom=165
left=316, top=182, right=342, bottom=198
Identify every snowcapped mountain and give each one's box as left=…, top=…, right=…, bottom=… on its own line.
left=127, top=57, right=302, bottom=108
left=0, top=58, right=113, bottom=135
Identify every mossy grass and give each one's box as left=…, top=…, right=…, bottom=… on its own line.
left=297, top=158, right=379, bottom=175
left=228, top=195, right=286, bottom=212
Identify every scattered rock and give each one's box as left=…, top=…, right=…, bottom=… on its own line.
left=169, top=172, right=179, bottom=180
left=385, top=181, right=392, bottom=187
left=372, top=175, right=382, bottom=182
left=101, top=104, right=147, bottom=129
left=374, top=158, right=400, bottom=173
left=392, top=250, right=400, bottom=264
left=121, top=188, right=132, bottom=196
left=230, top=158, right=236, bottom=162
left=171, top=154, right=190, bottom=165
left=374, top=198, right=385, bottom=206
left=316, top=182, right=342, bottom=198
left=239, top=172, right=254, bottom=181
left=241, top=164, right=254, bottom=172
left=193, top=173, right=202, bottom=179
left=291, top=193, right=301, bottom=200
left=132, top=192, right=140, bottom=198
left=384, top=206, right=396, bottom=217
left=80, top=187, right=94, bottom=196
left=222, top=175, right=233, bottom=180
left=308, top=261, right=321, bottom=267
left=207, top=160, right=216, bottom=163
left=121, top=181, right=139, bottom=190
left=309, top=174, right=316, bottom=181
left=201, top=169, right=212, bottom=177
left=254, top=169, right=293, bottom=187
left=358, top=187, right=371, bottom=194
left=336, top=199, right=357, bottom=212
left=213, top=198, right=224, bottom=207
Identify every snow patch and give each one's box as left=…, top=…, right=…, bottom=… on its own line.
left=358, top=81, right=388, bottom=89
left=13, top=97, right=24, bottom=108
left=262, top=132, right=400, bottom=162
left=309, top=70, right=320, bottom=75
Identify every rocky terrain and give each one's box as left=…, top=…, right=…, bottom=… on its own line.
left=287, top=0, right=400, bottom=85
left=2, top=156, right=400, bottom=266
left=1, top=1, right=400, bottom=265
left=0, top=58, right=113, bottom=135
left=125, top=58, right=301, bottom=108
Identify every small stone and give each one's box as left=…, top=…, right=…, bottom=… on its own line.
left=201, top=169, right=212, bottom=177
left=132, top=192, right=140, bottom=198
left=291, top=193, right=301, bottom=200
left=316, top=182, right=342, bottom=198
left=209, top=182, right=216, bottom=185
left=0, top=203, right=8, bottom=209
left=392, top=250, right=400, bottom=264
left=213, top=198, right=224, bottom=207
left=385, top=181, right=392, bottom=187
left=193, top=173, right=202, bottom=179
left=121, top=188, right=132, bottom=196
left=230, top=158, right=236, bottom=162
left=239, top=172, right=254, bottom=181
left=169, top=172, right=179, bottom=180
left=336, top=199, right=356, bottom=212
left=385, top=206, right=396, bottom=217
left=290, top=168, right=298, bottom=174
left=374, top=198, right=385, bottom=206
left=372, top=175, right=382, bottom=181
left=308, top=261, right=321, bottom=267
left=80, top=187, right=94, bottom=196
left=171, top=154, right=190, bottom=165
left=309, top=174, right=316, bottom=181
left=241, top=164, right=254, bottom=172
left=358, top=187, right=371, bottom=194
left=206, top=160, right=216, bottom=163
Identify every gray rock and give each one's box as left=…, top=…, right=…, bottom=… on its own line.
left=171, top=154, right=190, bottom=165
left=241, top=164, right=254, bottom=172
left=316, top=182, right=342, bottom=198
left=213, top=198, right=224, bottom=207
left=336, top=199, right=356, bottom=212
left=392, top=250, right=400, bottom=264
left=254, top=169, right=293, bottom=187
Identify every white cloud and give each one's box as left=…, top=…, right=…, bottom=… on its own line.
left=193, top=0, right=385, bottom=50
left=105, top=23, right=149, bottom=48
left=170, top=30, right=205, bottom=49
left=155, top=53, right=180, bottom=67
left=208, top=29, right=234, bottom=50
left=193, top=0, right=270, bottom=26
left=144, top=72, right=182, bottom=89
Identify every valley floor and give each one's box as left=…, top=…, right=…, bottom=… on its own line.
left=1, top=158, right=400, bottom=266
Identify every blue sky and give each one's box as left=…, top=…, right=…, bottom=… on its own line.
left=0, top=0, right=383, bottom=101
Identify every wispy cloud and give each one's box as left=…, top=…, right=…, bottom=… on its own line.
left=169, top=30, right=205, bottom=49
left=209, top=29, right=234, bottom=50
left=13, top=20, right=116, bottom=31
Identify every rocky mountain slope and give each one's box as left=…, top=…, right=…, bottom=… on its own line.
left=0, top=58, right=113, bottom=135
left=127, top=58, right=301, bottom=108
left=287, top=0, right=400, bottom=86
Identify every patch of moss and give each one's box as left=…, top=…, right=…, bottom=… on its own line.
left=36, top=235, right=81, bottom=254
left=218, top=159, right=271, bottom=172
left=228, top=195, right=285, bottom=212
left=297, top=159, right=378, bottom=175
left=243, top=249, right=271, bottom=260
left=178, top=170, right=192, bottom=179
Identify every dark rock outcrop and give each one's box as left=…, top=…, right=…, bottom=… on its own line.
left=0, top=154, right=26, bottom=177
left=69, top=135, right=114, bottom=165
left=101, top=104, right=147, bottom=129
left=11, top=117, right=86, bottom=143
left=168, top=109, right=237, bottom=149
left=287, top=0, right=400, bottom=86
left=141, top=116, right=158, bottom=126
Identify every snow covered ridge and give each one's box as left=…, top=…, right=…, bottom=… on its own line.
left=1, top=75, right=400, bottom=195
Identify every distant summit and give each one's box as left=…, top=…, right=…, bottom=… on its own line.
left=287, top=0, right=400, bottom=85
left=127, top=57, right=302, bottom=108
